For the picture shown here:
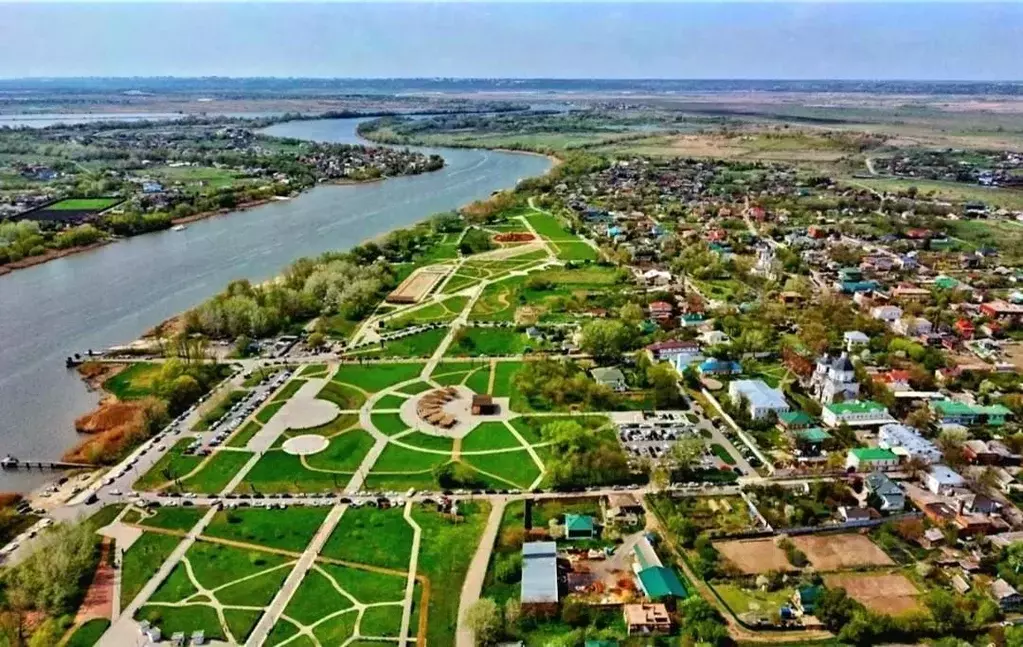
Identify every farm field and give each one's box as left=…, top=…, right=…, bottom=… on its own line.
left=714, top=538, right=793, bottom=574
left=792, top=534, right=895, bottom=571
left=823, top=572, right=922, bottom=616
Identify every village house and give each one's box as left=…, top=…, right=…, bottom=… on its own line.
left=602, top=493, right=644, bottom=526
left=844, top=330, right=870, bottom=352
left=892, top=284, right=931, bottom=301
left=981, top=300, right=1023, bottom=321
left=647, top=301, right=674, bottom=324
left=646, top=340, right=700, bottom=363
left=864, top=471, right=906, bottom=511
left=963, top=439, right=1020, bottom=465
left=642, top=269, right=672, bottom=286
left=623, top=604, right=673, bottom=636
left=698, top=330, right=729, bottom=346
left=893, top=316, right=933, bottom=337
left=991, top=579, right=1023, bottom=612
left=931, top=400, right=1011, bottom=426
left=562, top=514, right=596, bottom=540
left=791, top=585, right=823, bottom=616
left=631, top=537, right=687, bottom=602
left=870, top=305, right=903, bottom=323
left=698, top=358, right=742, bottom=376
left=924, top=465, right=966, bottom=496
left=591, top=367, right=627, bottom=392
left=873, top=369, right=912, bottom=393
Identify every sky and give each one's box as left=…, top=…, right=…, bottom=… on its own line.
left=0, top=2, right=1020, bottom=80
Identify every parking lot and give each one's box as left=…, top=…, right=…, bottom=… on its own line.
left=187, top=368, right=292, bottom=455
left=617, top=411, right=706, bottom=461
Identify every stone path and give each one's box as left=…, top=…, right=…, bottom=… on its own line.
left=456, top=497, right=506, bottom=647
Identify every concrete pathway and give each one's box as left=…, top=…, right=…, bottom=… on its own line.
left=456, top=497, right=506, bottom=647
left=245, top=503, right=348, bottom=647
left=399, top=500, right=422, bottom=646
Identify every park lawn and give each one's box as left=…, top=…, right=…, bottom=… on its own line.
left=396, top=432, right=454, bottom=453
left=204, top=507, right=330, bottom=553
left=316, top=380, right=367, bottom=409
left=66, top=617, right=111, bottom=647
left=333, top=363, right=426, bottom=392
left=217, top=565, right=292, bottom=607
left=227, top=420, right=262, bottom=448
left=371, top=413, right=410, bottom=436
left=525, top=212, right=579, bottom=241
left=491, top=361, right=524, bottom=398
left=185, top=540, right=291, bottom=591
left=440, top=273, right=482, bottom=294
left=412, top=502, right=491, bottom=647
left=148, top=562, right=199, bottom=602
left=361, top=472, right=440, bottom=491
left=299, top=363, right=329, bottom=377
left=223, top=609, right=265, bottom=643
left=465, top=364, right=492, bottom=394
left=266, top=619, right=303, bottom=647
left=255, top=400, right=285, bottom=424
left=320, top=563, right=406, bottom=603
left=179, top=451, right=252, bottom=493
left=446, top=328, right=527, bottom=357
left=385, top=296, right=468, bottom=330
left=469, top=276, right=525, bottom=322
left=102, top=362, right=163, bottom=399
left=462, top=451, right=541, bottom=489
left=236, top=451, right=351, bottom=494
left=283, top=568, right=353, bottom=626
left=553, top=241, right=599, bottom=262
left=360, top=328, right=447, bottom=359
left=49, top=197, right=121, bottom=210
left=194, top=389, right=247, bottom=430
left=715, top=583, right=795, bottom=615
left=312, top=611, right=358, bottom=646
left=461, top=421, right=523, bottom=452
left=134, top=507, right=206, bottom=533
left=430, top=361, right=475, bottom=382
left=359, top=604, right=403, bottom=637
left=272, top=379, right=307, bottom=403
left=321, top=507, right=414, bottom=570
left=710, top=443, right=737, bottom=465
left=373, top=393, right=408, bottom=410
left=134, top=439, right=204, bottom=490
left=397, top=380, right=433, bottom=395
left=303, top=429, right=376, bottom=472
left=371, top=444, right=449, bottom=473
left=136, top=605, right=225, bottom=641
left=273, top=413, right=359, bottom=446
left=120, top=532, right=183, bottom=608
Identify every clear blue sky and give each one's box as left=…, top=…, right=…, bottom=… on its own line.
left=0, top=2, right=1019, bottom=80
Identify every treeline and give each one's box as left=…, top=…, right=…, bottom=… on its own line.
left=0, top=221, right=106, bottom=264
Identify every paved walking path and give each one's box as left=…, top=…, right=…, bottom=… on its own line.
left=99, top=507, right=218, bottom=647
left=456, top=497, right=506, bottom=647
left=399, top=500, right=422, bottom=646
left=246, top=503, right=348, bottom=647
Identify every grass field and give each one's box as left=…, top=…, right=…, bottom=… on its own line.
left=371, top=444, right=450, bottom=473
left=179, top=451, right=252, bottom=493
left=131, top=506, right=205, bottom=533
left=371, top=413, right=409, bottom=436
left=552, top=240, right=599, bottom=261
left=102, top=362, right=163, bottom=399
left=332, top=363, right=425, bottom=392
left=446, top=328, right=528, bottom=357
left=316, top=380, right=366, bottom=410
left=384, top=296, right=468, bottom=330
left=461, top=421, right=523, bottom=452
left=271, top=379, right=306, bottom=403
left=227, top=420, right=262, bottom=448
left=135, top=438, right=204, bottom=490
left=237, top=451, right=352, bottom=493
left=397, top=432, right=455, bottom=452
left=204, top=507, right=329, bottom=552
left=849, top=176, right=1023, bottom=210
left=525, top=212, right=579, bottom=241
left=48, top=197, right=121, bottom=211
left=462, top=450, right=541, bottom=489
left=492, top=361, right=525, bottom=398
left=412, top=502, right=490, bottom=647
left=303, top=429, right=376, bottom=472
left=373, top=393, right=408, bottom=410
left=321, top=506, right=415, bottom=570
left=66, top=618, right=111, bottom=647
left=357, top=328, right=447, bottom=359
left=121, top=532, right=182, bottom=608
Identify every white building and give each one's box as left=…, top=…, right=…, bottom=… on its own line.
left=822, top=400, right=895, bottom=427
left=728, top=379, right=791, bottom=420
left=642, top=269, right=672, bottom=286
left=809, top=353, right=860, bottom=404
left=893, top=317, right=933, bottom=337
left=871, top=305, right=903, bottom=323
left=924, top=465, right=966, bottom=495
left=844, top=331, right=870, bottom=352
left=878, top=424, right=942, bottom=464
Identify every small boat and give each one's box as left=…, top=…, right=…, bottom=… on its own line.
left=171, top=224, right=187, bottom=232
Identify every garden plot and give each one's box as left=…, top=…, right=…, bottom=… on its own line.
left=714, top=538, right=793, bottom=574
left=823, top=572, right=922, bottom=616
left=792, top=534, right=895, bottom=571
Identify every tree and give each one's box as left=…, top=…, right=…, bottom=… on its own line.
left=579, top=320, right=635, bottom=364
left=619, top=302, right=644, bottom=326
left=648, top=362, right=683, bottom=407
left=669, top=437, right=705, bottom=473
left=465, top=598, right=502, bottom=646
left=307, top=332, right=326, bottom=350
left=815, top=587, right=861, bottom=632
left=3, top=521, right=99, bottom=617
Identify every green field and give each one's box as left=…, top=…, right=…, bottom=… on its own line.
left=371, top=413, right=410, bottom=436
left=47, top=197, right=121, bottom=211
left=135, top=439, right=204, bottom=491
left=121, top=532, right=182, bottom=609
left=303, top=429, right=376, bottom=472
left=461, top=421, right=523, bottom=452
left=332, top=363, right=426, bottom=392
left=130, top=506, right=205, bottom=533
left=204, top=507, right=329, bottom=552
left=102, top=362, right=163, bottom=399
left=462, top=450, right=541, bottom=489
left=179, top=451, right=252, bottom=493
left=525, top=212, right=579, bottom=241
left=357, top=328, right=447, bottom=358
left=446, top=328, right=528, bottom=357
left=66, top=618, right=111, bottom=647
left=321, top=506, right=415, bottom=570
left=384, top=296, right=468, bottom=329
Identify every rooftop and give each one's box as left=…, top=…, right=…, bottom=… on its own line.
left=730, top=379, right=789, bottom=410
left=850, top=447, right=898, bottom=462
left=827, top=400, right=888, bottom=415
left=637, top=566, right=688, bottom=599
left=521, top=541, right=559, bottom=605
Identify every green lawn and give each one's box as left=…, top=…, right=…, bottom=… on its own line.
left=384, top=296, right=468, bottom=330
left=321, top=505, right=413, bottom=565
left=333, top=363, right=426, bottom=392
left=136, top=605, right=225, bottom=642
left=371, top=413, right=409, bottom=436
left=445, top=328, right=527, bottom=357
left=553, top=241, right=599, bottom=262
left=299, top=363, right=329, bottom=377
left=236, top=451, right=351, bottom=494
left=134, top=438, right=204, bottom=490
left=271, top=379, right=307, bottom=403
left=357, top=328, right=447, bottom=359
left=321, top=563, right=406, bottom=603
left=312, top=611, right=358, bottom=645
left=179, top=451, right=252, bottom=493
left=227, top=420, right=262, bottom=448
left=102, top=362, right=163, bottom=399
left=396, top=432, right=454, bottom=453
left=412, top=502, right=491, bottom=647
left=462, top=450, right=541, bottom=489
left=373, top=394, right=408, bottom=410
left=360, top=604, right=403, bottom=637
left=492, top=361, right=525, bottom=397
left=710, top=443, right=737, bottom=466
left=48, top=197, right=121, bottom=211
left=133, top=507, right=205, bottom=533
left=204, top=507, right=330, bottom=552
left=120, top=532, right=182, bottom=608
left=461, top=422, right=523, bottom=452
left=255, top=401, right=285, bottom=424
left=66, top=618, right=110, bottom=647
left=185, top=540, right=291, bottom=591
left=397, top=380, right=433, bottom=395
left=371, top=444, right=449, bottom=472
left=316, top=380, right=367, bottom=409
left=303, top=429, right=376, bottom=472
left=281, top=569, right=353, bottom=626
left=525, top=212, right=578, bottom=241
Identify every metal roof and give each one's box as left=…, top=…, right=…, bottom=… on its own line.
left=521, top=542, right=559, bottom=605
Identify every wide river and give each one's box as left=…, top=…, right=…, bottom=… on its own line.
left=0, top=117, right=552, bottom=491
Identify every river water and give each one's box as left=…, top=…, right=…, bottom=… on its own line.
left=0, top=117, right=551, bottom=490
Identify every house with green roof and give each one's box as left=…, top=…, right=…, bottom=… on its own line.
left=792, top=585, right=824, bottom=615
left=822, top=400, right=895, bottom=428
left=794, top=427, right=833, bottom=455
left=845, top=447, right=900, bottom=472
left=932, top=400, right=1011, bottom=426
left=778, top=410, right=815, bottom=430
left=636, top=566, right=688, bottom=601
left=563, top=514, right=596, bottom=540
